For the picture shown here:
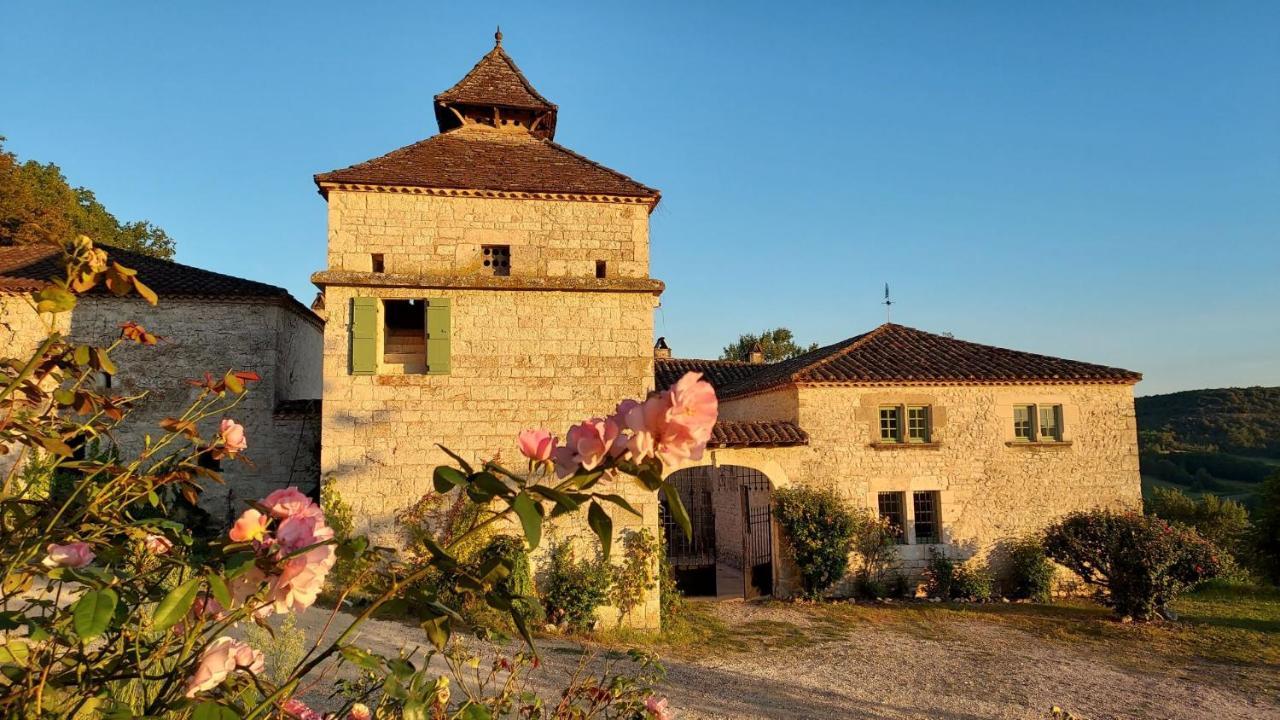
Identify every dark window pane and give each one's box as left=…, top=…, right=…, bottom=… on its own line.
left=879, top=407, right=900, bottom=442
left=913, top=490, right=941, bottom=544
left=877, top=492, right=906, bottom=544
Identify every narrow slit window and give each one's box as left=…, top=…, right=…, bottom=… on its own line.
left=482, top=245, right=510, bottom=276
left=595, top=260, right=607, bottom=278
left=383, top=299, right=426, bottom=374
left=913, top=491, right=941, bottom=545
left=879, top=406, right=901, bottom=442
left=877, top=492, right=907, bottom=544
left=371, top=253, right=385, bottom=273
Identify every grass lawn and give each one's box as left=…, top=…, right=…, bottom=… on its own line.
left=612, top=581, right=1280, bottom=670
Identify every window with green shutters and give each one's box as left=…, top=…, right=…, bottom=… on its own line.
left=349, top=297, right=451, bottom=376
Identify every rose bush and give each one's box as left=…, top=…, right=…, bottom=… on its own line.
left=0, top=236, right=697, bottom=719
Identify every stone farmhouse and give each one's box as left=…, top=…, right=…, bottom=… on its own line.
left=0, top=34, right=1144, bottom=625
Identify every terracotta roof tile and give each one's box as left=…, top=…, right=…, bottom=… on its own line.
left=0, top=244, right=315, bottom=317
left=315, top=126, right=658, bottom=199
left=654, top=358, right=765, bottom=392
left=709, top=420, right=808, bottom=448
left=718, top=324, right=1141, bottom=398
left=435, top=45, right=554, bottom=111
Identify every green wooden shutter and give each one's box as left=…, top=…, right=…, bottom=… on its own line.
left=350, top=297, right=378, bottom=375
left=425, top=298, right=451, bottom=375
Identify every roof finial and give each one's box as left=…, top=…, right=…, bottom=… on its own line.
left=883, top=283, right=894, bottom=323
left=495, top=26, right=503, bottom=47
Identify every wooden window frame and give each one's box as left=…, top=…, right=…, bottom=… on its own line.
left=877, top=491, right=907, bottom=544
left=878, top=406, right=901, bottom=443
left=912, top=490, right=942, bottom=545
left=878, top=404, right=932, bottom=444
left=1013, top=403, right=1064, bottom=442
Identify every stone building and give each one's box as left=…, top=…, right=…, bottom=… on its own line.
left=654, top=323, right=1142, bottom=598
left=0, top=245, right=323, bottom=523
left=306, top=34, right=1143, bottom=620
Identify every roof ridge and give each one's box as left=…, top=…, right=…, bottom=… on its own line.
left=787, top=323, right=895, bottom=381
left=435, top=45, right=555, bottom=110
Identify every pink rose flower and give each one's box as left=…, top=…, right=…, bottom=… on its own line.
left=347, top=703, right=372, bottom=720
left=645, top=696, right=673, bottom=720
left=517, top=429, right=557, bottom=463
left=268, top=544, right=336, bottom=613
left=554, top=418, right=619, bottom=477
left=220, top=418, right=248, bottom=455
left=42, top=542, right=94, bottom=569
left=666, top=372, right=717, bottom=443
left=143, top=533, right=173, bottom=555
left=262, top=487, right=320, bottom=519
left=184, top=637, right=263, bottom=698
left=229, top=508, right=269, bottom=543
left=281, top=699, right=324, bottom=720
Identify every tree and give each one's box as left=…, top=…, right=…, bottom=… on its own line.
left=0, top=137, right=175, bottom=258
left=1254, top=472, right=1280, bottom=583
left=720, top=327, right=817, bottom=362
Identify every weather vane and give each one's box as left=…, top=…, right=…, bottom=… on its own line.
left=883, top=283, right=893, bottom=323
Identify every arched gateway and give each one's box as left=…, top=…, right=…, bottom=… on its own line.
left=660, top=463, right=777, bottom=599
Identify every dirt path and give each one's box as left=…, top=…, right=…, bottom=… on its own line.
left=289, top=600, right=1278, bottom=720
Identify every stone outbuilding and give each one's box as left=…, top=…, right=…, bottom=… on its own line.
left=0, top=244, right=323, bottom=523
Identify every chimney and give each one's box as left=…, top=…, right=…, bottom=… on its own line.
left=748, top=341, right=765, bottom=364
left=654, top=336, right=671, bottom=359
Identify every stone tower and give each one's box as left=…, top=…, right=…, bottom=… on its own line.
left=312, top=32, right=664, bottom=545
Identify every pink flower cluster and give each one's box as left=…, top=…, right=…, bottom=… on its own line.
left=184, top=636, right=265, bottom=697
left=645, top=696, right=673, bottom=720
left=226, top=487, right=336, bottom=616
left=518, top=372, right=717, bottom=476
left=220, top=418, right=248, bottom=455
left=42, top=542, right=94, bottom=569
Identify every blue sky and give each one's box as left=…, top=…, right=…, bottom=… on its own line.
left=2, top=2, right=1277, bottom=395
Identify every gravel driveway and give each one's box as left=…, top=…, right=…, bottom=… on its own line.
left=290, top=599, right=1278, bottom=720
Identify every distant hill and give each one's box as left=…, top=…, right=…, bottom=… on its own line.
left=1136, top=386, right=1280, bottom=509
left=1137, top=386, right=1280, bottom=458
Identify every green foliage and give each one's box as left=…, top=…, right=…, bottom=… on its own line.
left=1044, top=510, right=1223, bottom=620
left=847, top=509, right=900, bottom=599
left=1003, top=536, right=1055, bottom=602
left=923, top=550, right=955, bottom=599
left=242, top=614, right=307, bottom=688
left=1253, top=472, right=1280, bottom=584
left=1146, top=486, right=1252, bottom=561
left=656, top=527, right=683, bottom=629
left=720, top=327, right=818, bottom=362
left=542, top=541, right=611, bottom=632
left=610, top=529, right=658, bottom=625
left=469, top=534, right=544, bottom=629
left=924, top=550, right=993, bottom=601
left=772, top=486, right=857, bottom=597
left=1136, top=386, right=1280, bottom=458
left=0, top=137, right=175, bottom=258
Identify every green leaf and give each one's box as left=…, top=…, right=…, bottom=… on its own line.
left=588, top=501, right=614, bottom=560
left=593, top=493, right=642, bottom=517
left=223, top=552, right=257, bottom=580
left=471, top=472, right=511, bottom=498
left=73, top=345, right=91, bottom=366
left=432, top=465, right=467, bottom=494
left=421, top=614, right=451, bottom=651
left=340, top=646, right=384, bottom=672
left=662, top=481, right=693, bottom=540
left=435, top=444, right=473, bottom=474
left=207, top=574, right=233, bottom=609
left=72, top=589, right=117, bottom=640
left=509, top=605, right=537, bottom=652
left=151, top=577, right=200, bottom=631
left=457, top=703, right=494, bottom=720
left=223, top=371, right=244, bottom=395
left=510, top=492, right=543, bottom=550
left=0, top=640, right=29, bottom=665
left=528, top=485, right=580, bottom=511
left=192, top=701, right=239, bottom=720
left=34, top=286, right=76, bottom=314
left=402, top=701, right=428, bottom=720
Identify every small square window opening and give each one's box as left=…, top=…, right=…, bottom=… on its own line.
left=595, top=260, right=607, bottom=278
left=383, top=299, right=426, bottom=373
left=482, top=245, right=510, bottom=276
left=371, top=253, right=385, bottom=273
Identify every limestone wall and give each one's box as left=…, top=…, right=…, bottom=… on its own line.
left=326, top=191, right=650, bottom=280
left=67, top=297, right=323, bottom=522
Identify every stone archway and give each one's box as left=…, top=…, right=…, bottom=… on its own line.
left=660, top=462, right=778, bottom=599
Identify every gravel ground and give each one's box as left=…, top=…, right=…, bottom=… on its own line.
left=290, top=600, right=1278, bottom=720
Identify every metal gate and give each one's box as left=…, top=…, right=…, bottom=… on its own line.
left=660, top=468, right=717, bottom=595
left=729, top=467, right=774, bottom=599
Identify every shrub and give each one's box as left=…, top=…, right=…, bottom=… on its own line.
left=542, top=541, right=611, bottom=631
left=1004, top=536, right=1055, bottom=602
left=951, top=561, right=994, bottom=601
left=923, top=549, right=956, bottom=599
left=1147, top=486, right=1252, bottom=564
left=468, top=534, right=544, bottom=630
left=1253, top=472, right=1280, bottom=584
left=888, top=572, right=914, bottom=599
left=657, top=527, right=683, bottom=628
left=773, top=486, right=858, bottom=597
left=849, top=508, right=900, bottom=598
left=1043, top=510, right=1223, bottom=620
left=611, top=528, right=659, bottom=625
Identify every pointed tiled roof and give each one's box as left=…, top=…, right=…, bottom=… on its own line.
left=654, top=358, right=765, bottom=392
left=315, top=125, right=658, bottom=199
left=435, top=36, right=555, bottom=111
left=697, top=324, right=1141, bottom=399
